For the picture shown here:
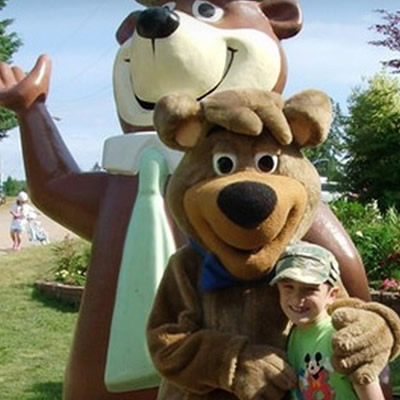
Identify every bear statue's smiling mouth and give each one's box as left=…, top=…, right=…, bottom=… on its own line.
left=134, top=47, right=237, bottom=111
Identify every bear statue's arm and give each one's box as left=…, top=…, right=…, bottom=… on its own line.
left=328, top=298, right=400, bottom=384
left=0, top=55, right=112, bottom=240
left=303, top=202, right=371, bottom=301
left=18, top=103, right=115, bottom=240
left=146, top=246, right=296, bottom=399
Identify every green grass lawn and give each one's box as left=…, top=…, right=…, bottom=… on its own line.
left=0, top=245, right=78, bottom=400
left=0, top=244, right=399, bottom=399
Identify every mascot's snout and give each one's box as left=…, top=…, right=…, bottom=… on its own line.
left=217, top=181, right=277, bottom=229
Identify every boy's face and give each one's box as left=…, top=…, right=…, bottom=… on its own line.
left=276, top=278, right=338, bottom=329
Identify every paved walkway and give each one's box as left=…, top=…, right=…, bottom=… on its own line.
left=0, top=199, right=77, bottom=256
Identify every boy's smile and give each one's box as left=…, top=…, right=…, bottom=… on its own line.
left=277, top=278, right=338, bottom=329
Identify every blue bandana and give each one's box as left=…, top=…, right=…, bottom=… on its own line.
left=190, top=240, right=276, bottom=291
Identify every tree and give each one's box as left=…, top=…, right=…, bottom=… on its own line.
left=303, top=100, right=347, bottom=182
left=342, top=71, right=400, bottom=210
left=370, top=9, right=400, bottom=73
left=2, top=175, right=26, bottom=196
left=0, top=0, right=22, bottom=139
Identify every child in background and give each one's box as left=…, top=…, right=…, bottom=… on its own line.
left=270, top=241, right=385, bottom=400
left=9, top=191, right=34, bottom=250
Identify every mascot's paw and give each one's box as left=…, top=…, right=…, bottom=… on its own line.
left=232, top=345, right=296, bottom=400
left=330, top=298, right=400, bottom=384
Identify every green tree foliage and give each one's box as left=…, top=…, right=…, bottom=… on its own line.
left=2, top=176, right=26, bottom=196
left=342, top=71, right=400, bottom=210
left=303, top=101, right=347, bottom=182
left=0, top=0, right=22, bottom=139
left=370, top=9, right=400, bottom=73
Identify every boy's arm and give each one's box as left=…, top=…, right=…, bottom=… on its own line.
left=353, top=381, right=385, bottom=400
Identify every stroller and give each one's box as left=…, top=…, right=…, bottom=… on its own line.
left=26, top=210, right=50, bottom=245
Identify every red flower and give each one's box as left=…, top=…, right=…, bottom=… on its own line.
left=381, top=278, right=400, bottom=291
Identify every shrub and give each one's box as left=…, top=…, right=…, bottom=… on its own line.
left=51, top=236, right=91, bottom=286
left=331, top=199, right=400, bottom=289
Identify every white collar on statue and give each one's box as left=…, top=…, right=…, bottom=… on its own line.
left=102, top=131, right=182, bottom=176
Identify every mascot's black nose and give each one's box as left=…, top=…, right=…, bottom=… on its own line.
left=217, top=181, right=277, bottom=229
left=136, top=7, right=180, bottom=39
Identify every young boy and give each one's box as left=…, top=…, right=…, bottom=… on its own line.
left=270, top=241, right=384, bottom=400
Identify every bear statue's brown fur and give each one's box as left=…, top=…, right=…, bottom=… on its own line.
left=147, top=89, right=400, bottom=400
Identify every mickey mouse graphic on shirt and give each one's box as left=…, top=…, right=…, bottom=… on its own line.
left=299, top=352, right=335, bottom=400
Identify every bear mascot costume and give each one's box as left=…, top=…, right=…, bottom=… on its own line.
left=146, top=88, right=400, bottom=400
left=0, top=0, right=394, bottom=399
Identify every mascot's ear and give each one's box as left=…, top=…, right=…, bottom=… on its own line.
left=116, top=11, right=140, bottom=44
left=260, top=0, right=303, bottom=39
left=283, top=90, right=332, bottom=148
left=154, top=93, right=209, bottom=151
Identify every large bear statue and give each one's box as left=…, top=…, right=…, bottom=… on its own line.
left=0, top=0, right=378, bottom=399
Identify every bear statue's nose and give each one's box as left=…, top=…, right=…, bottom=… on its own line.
left=217, top=181, right=277, bottom=229
left=136, top=7, right=180, bottom=39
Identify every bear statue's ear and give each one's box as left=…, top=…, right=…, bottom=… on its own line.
left=116, top=12, right=140, bottom=44
left=260, top=0, right=303, bottom=40
left=283, top=90, right=332, bottom=148
left=154, top=93, right=208, bottom=151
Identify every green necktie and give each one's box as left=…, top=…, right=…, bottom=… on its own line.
left=105, top=147, right=176, bottom=392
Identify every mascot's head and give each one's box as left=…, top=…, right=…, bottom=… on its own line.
left=113, top=0, right=302, bottom=132
left=154, top=89, right=332, bottom=280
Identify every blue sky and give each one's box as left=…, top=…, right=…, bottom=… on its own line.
left=0, top=0, right=398, bottom=180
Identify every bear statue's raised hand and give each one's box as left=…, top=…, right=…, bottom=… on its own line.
left=232, top=345, right=296, bottom=400
left=329, top=298, right=400, bottom=384
left=0, top=54, right=51, bottom=113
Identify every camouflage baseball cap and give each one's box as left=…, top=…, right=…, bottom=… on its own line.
left=270, top=241, right=341, bottom=286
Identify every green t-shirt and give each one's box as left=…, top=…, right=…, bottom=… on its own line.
left=288, top=317, right=358, bottom=400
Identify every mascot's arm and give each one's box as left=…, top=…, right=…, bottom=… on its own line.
left=329, top=298, right=400, bottom=384
left=0, top=55, right=108, bottom=240
left=147, top=248, right=296, bottom=400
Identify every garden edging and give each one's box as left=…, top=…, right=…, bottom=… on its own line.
left=34, top=280, right=84, bottom=306
left=370, top=289, right=400, bottom=316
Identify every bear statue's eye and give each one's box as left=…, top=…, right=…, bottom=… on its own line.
left=255, top=153, right=278, bottom=173
left=213, top=153, right=237, bottom=176
left=162, top=2, right=176, bottom=11
left=192, top=0, right=224, bottom=22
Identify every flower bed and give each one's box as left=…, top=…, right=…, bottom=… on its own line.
left=34, top=280, right=83, bottom=306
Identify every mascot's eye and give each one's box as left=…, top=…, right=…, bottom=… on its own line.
left=192, top=0, right=224, bottom=22
left=255, top=153, right=278, bottom=173
left=213, top=153, right=238, bottom=176
left=162, top=2, right=176, bottom=11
